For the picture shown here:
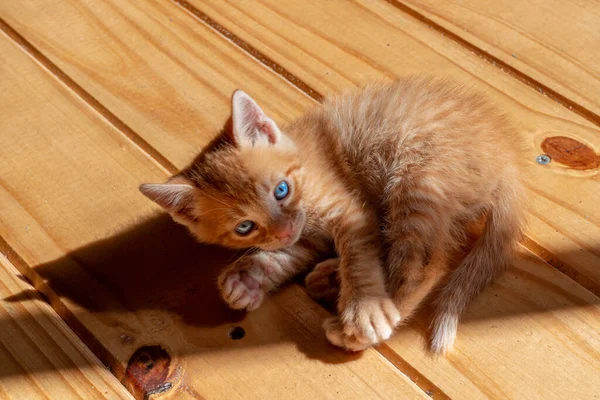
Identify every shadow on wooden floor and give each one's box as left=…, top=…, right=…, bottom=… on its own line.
left=2, top=212, right=597, bottom=382
left=9, top=213, right=242, bottom=328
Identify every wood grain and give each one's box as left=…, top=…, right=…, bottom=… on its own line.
left=0, top=15, right=426, bottom=400
left=182, top=0, right=600, bottom=293
left=1, top=0, right=599, bottom=398
left=398, top=0, right=600, bottom=117
left=0, top=254, right=134, bottom=400
left=0, top=0, right=312, bottom=170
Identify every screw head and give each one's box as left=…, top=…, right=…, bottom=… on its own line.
left=536, top=154, right=551, bottom=165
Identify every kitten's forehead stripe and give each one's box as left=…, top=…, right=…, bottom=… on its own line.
left=185, top=146, right=259, bottom=200
left=285, top=164, right=301, bottom=176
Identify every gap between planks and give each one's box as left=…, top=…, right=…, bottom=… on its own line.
left=170, top=0, right=324, bottom=103
left=381, top=0, right=600, bottom=128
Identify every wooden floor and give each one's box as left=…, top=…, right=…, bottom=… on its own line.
left=1, top=0, right=599, bottom=398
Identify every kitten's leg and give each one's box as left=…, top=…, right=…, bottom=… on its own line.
left=305, top=253, right=448, bottom=327
left=391, top=250, right=449, bottom=321
left=322, top=253, right=448, bottom=348
left=383, top=209, right=451, bottom=311
left=323, top=203, right=401, bottom=351
left=219, top=243, right=319, bottom=311
left=383, top=174, right=458, bottom=345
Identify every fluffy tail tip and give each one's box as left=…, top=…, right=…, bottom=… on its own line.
left=430, top=312, right=459, bottom=354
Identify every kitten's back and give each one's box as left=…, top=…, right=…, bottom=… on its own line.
left=303, top=78, right=522, bottom=211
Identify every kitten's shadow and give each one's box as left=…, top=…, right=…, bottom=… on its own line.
left=3, top=213, right=359, bottom=373
left=6, top=213, right=243, bottom=327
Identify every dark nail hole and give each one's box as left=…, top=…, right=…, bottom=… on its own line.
left=228, top=326, right=245, bottom=340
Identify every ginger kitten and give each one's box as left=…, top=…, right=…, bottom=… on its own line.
left=140, top=77, right=524, bottom=353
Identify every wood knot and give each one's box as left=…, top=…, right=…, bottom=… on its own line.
left=541, top=136, right=600, bottom=170
left=125, top=345, right=172, bottom=399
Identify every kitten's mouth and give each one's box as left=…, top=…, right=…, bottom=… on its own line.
left=279, top=228, right=302, bottom=247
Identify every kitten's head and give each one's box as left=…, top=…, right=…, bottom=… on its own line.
left=140, top=91, right=305, bottom=251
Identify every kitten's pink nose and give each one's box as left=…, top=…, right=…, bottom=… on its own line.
left=275, top=224, right=294, bottom=240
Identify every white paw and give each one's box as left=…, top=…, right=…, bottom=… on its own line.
left=325, top=297, right=401, bottom=351
left=218, top=258, right=266, bottom=311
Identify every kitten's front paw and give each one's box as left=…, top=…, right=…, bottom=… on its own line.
left=218, top=257, right=267, bottom=311
left=325, top=297, right=401, bottom=351
left=305, top=258, right=340, bottom=304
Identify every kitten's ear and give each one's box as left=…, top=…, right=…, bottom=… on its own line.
left=231, top=90, right=281, bottom=147
left=139, top=179, right=195, bottom=218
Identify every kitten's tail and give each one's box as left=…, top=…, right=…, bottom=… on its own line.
left=430, top=178, right=524, bottom=354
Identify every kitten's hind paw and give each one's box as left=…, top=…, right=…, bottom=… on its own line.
left=305, top=258, right=340, bottom=304
left=218, top=258, right=266, bottom=311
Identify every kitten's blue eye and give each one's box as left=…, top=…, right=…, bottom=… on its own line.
left=274, top=180, right=289, bottom=200
left=235, top=220, right=255, bottom=235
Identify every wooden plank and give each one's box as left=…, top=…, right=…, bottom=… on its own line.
left=1, top=0, right=599, bottom=397
left=180, top=0, right=600, bottom=293
left=0, top=254, right=134, bottom=400
left=398, top=0, right=600, bottom=117
left=0, top=15, right=426, bottom=400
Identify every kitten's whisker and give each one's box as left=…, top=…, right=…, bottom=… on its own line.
left=228, top=246, right=259, bottom=264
